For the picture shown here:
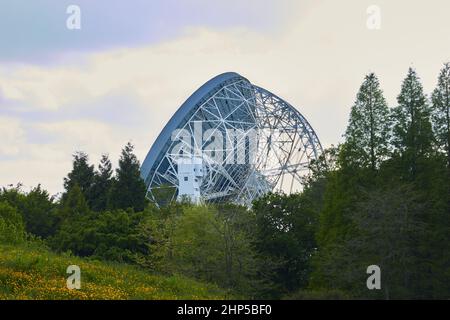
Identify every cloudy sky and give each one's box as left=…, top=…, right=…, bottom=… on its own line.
left=0, top=0, right=449, bottom=195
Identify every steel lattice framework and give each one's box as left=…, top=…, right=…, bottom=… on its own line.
left=140, top=73, right=322, bottom=207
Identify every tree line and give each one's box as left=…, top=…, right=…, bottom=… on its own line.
left=309, top=64, right=450, bottom=299
left=1, top=63, right=449, bottom=299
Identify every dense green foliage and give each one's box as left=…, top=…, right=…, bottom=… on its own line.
left=0, top=201, right=26, bottom=244
left=148, top=203, right=260, bottom=296
left=50, top=208, right=153, bottom=263
left=311, top=65, right=450, bottom=299
left=252, top=192, right=318, bottom=298
left=431, top=63, right=450, bottom=167
left=1, top=64, right=449, bottom=299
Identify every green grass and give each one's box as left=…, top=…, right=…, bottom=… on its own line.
left=0, top=243, right=232, bottom=300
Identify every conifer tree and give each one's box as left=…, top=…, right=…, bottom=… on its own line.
left=430, top=63, right=450, bottom=298
left=109, top=142, right=147, bottom=212
left=343, top=73, right=390, bottom=170
left=63, top=151, right=95, bottom=205
left=91, top=154, right=114, bottom=211
left=431, top=62, right=450, bottom=167
left=391, top=68, right=434, bottom=178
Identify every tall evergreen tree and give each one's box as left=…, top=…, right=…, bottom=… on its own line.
left=91, top=154, right=114, bottom=211
left=343, top=73, right=390, bottom=171
left=391, top=68, right=434, bottom=179
left=63, top=151, right=95, bottom=206
left=109, top=142, right=147, bottom=212
left=431, top=62, right=450, bottom=167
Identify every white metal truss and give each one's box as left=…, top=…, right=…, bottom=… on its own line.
left=146, top=78, right=322, bottom=207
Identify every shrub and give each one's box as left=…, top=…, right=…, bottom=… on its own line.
left=49, top=209, right=153, bottom=264
left=0, top=201, right=26, bottom=244
left=151, top=204, right=259, bottom=295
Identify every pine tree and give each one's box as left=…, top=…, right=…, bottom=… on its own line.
left=91, top=154, right=114, bottom=211
left=390, top=68, right=447, bottom=298
left=431, top=62, right=450, bottom=167
left=313, top=72, right=391, bottom=291
left=391, top=68, right=434, bottom=178
left=343, top=73, right=390, bottom=171
left=109, top=142, right=147, bottom=212
left=63, top=151, right=95, bottom=206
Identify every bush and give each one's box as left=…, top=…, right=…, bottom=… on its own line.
left=0, top=201, right=26, bottom=244
left=21, top=185, right=56, bottom=239
left=150, top=204, right=259, bottom=296
left=0, top=184, right=57, bottom=239
left=50, top=209, right=153, bottom=264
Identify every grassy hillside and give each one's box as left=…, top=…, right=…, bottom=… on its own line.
left=0, top=243, right=231, bottom=300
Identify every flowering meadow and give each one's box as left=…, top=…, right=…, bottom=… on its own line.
left=0, top=243, right=231, bottom=300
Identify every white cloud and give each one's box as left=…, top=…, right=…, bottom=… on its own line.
left=0, top=158, right=68, bottom=195
left=0, top=118, right=134, bottom=195
left=0, top=117, right=26, bottom=156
